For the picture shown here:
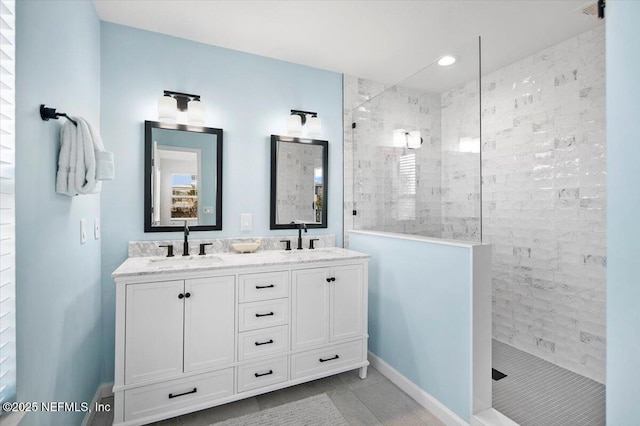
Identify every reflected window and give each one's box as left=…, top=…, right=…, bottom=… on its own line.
left=170, top=173, right=198, bottom=220
left=398, top=153, right=416, bottom=221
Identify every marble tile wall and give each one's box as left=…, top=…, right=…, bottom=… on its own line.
left=343, top=76, right=443, bottom=247
left=443, top=26, right=606, bottom=382
left=344, top=26, right=605, bottom=383
left=129, top=234, right=336, bottom=257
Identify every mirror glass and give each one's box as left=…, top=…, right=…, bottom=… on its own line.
left=270, top=135, right=328, bottom=229
left=145, top=121, right=223, bottom=232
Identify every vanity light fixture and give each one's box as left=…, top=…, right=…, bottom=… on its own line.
left=287, top=109, right=321, bottom=137
left=437, top=55, right=456, bottom=66
left=393, top=128, right=423, bottom=149
left=158, top=90, right=207, bottom=125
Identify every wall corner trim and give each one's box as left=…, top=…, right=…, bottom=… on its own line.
left=367, top=351, right=469, bottom=426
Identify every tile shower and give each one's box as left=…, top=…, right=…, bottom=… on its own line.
left=345, top=25, right=605, bottom=387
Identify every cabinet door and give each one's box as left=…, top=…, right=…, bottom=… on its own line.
left=184, top=276, right=235, bottom=372
left=292, top=267, right=330, bottom=350
left=125, top=280, right=184, bottom=384
left=330, top=264, right=365, bottom=342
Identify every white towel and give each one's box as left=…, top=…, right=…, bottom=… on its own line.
left=56, top=117, right=114, bottom=196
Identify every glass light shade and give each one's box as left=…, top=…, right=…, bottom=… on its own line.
left=188, top=99, right=206, bottom=125
left=407, top=131, right=423, bottom=149
left=158, top=96, right=177, bottom=122
left=306, top=115, right=322, bottom=137
left=393, top=129, right=407, bottom=147
left=287, top=114, right=302, bottom=135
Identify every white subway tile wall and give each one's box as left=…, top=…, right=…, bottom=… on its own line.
left=478, top=26, right=606, bottom=383
left=344, top=26, right=605, bottom=383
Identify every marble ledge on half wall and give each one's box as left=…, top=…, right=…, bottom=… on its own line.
left=129, top=234, right=336, bottom=257
left=349, top=230, right=486, bottom=248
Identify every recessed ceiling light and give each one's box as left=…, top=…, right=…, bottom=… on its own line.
left=437, top=55, right=456, bottom=66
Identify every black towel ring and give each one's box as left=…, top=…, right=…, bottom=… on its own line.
left=40, top=104, right=78, bottom=126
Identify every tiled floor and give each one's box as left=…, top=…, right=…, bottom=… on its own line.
left=90, top=367, right=444, bottom=426
left=493, top=340, right=605, bottom=426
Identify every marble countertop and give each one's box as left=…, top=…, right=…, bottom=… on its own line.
left=112, top=247, right=369, bottom=278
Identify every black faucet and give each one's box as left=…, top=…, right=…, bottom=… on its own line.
left=291, top=221, right=307, bottom=250
left=182, top=221, right=190, bottom=256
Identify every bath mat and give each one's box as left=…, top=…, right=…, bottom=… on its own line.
left=211, top=393, right=347, bottom=426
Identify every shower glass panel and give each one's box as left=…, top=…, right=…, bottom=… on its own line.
left=348, top=38, right=481, bottom=243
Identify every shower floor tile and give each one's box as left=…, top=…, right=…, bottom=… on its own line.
left=492, top=339, right=605, bottom=426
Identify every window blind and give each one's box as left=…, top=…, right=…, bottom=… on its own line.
left=0, top=0, right=16, bottom=411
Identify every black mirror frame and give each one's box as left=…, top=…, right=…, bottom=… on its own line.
left=144, top=120, right=223, bottom=232
left=270, top=134, right=328, bottom=230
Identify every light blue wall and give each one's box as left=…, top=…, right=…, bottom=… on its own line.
left=15, top=1, right=103, bottom=425
left=100, top=23, right=343, bottom=380
left=606, top=2, right=640, bottom=424
left=349, top=233, right=472, bottom=422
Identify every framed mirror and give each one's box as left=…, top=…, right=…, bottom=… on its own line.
left=144, top=121, right=223, bottom=232
left=270, top=135, right=328, bottom=229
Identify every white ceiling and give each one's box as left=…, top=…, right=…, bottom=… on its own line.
left=93, top=0, right=602, bottom=87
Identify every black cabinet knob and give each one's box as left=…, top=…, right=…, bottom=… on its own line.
left=178, top=293, right=184, bottom=299
left=185, top=292, right=191, bottom=298
left=326, top=277, right=331, bottom=283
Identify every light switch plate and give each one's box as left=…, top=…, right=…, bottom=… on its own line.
left=240, top=213, right=252, bottom=231
left=80, top=219, right=87, bottom=244
left=94, top=218, right=101, bottom=240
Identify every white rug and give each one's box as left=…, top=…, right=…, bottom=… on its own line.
left=211, top=394, right=348, bottom=426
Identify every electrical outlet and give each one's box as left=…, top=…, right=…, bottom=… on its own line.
left=94, top=218, right=101, bottom=240
left=240, top=213, right=252, bottom=231
left=80, top=219, right=87, bottom=244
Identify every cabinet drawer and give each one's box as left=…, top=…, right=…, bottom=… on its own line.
left=238, top=325, right=289, bottom=361
left=123, top=368, right=234, bottom=422
left=239, top=271, right=289, bottom=302
left=237, top=356, right=288, bottom=393
left=291, top=340, right=364, bottom=379
left=238, top=299, right=288, bottom=332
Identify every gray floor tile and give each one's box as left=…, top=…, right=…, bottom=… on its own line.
left=338, top=366, right=389, bottom=391
left=352, top=379, right=444, bottom=426
left=493, top=339, right=605, bottom=426
left=329, top=390, right=383, bottom=426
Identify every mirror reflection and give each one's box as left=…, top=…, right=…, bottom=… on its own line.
left=270, top=135, right=328, bottom=229
left=145, top=121, right=223, bottom=232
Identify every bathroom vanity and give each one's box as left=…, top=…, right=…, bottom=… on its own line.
left=111, top=247, right=369, bottom=426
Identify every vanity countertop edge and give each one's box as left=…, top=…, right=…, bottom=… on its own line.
left=112, top=247, right=370, bottom=279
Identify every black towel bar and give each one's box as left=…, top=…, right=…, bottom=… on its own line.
left=40, top=104, right=77, bottom=126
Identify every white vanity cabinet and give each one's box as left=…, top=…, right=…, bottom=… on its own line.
left=112, top=250, right=369, bottom=426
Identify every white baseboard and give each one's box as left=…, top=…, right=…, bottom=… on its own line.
left=472, top=408, right=519, bottom=426
left=81, top=382, right=114, bottom=426
left=367, top=351, right=468, bottom=426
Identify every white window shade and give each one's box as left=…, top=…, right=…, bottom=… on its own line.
left=0, top=0, right=16, bottom=410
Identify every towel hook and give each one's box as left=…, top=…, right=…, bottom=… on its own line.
left=40, top=104, right=78, bottom=126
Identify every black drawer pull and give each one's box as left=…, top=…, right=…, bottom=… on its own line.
left=255, top=339, right=274, bottom=346
left=168, top=387, right=197, bottom=399
left=256, top=284, right=275, bottom=289
left=254, top=370, right=273, bottom=377
left=319, top=355, right=340, bottom=363
left=255, top=312, right=274, bottom=317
